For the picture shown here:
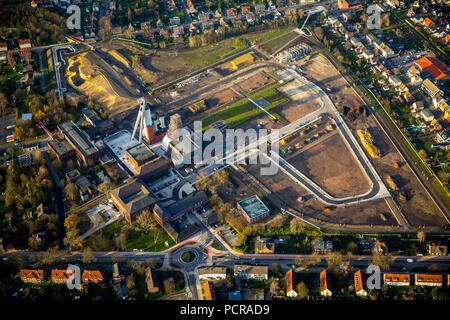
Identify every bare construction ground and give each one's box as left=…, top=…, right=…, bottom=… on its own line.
left=303, top=54, right=447, bottom=228
left=67, top=52, right=137, bottom=117
left=274, top=80, right=322, bottom=122
left=286, top=130, right=371, bottom=198
left=245, top=163, right=397, bottom=227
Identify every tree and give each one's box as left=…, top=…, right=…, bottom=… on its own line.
left=417, top=231, right=426, bottom=242
left=136, top=210, right=156, bottom=232
left=65, top=183, right=79, bottom=201
left=370, top=252, right=392, bottom=270
left=313, top=27, right=324, bottom=40
left=290, top=218, right=305, bottom=234
left=126, top=273, right=136, bottom=290
left=297, top=282, right=309, bottom=299
left=164, top=277, right=176, bottom=294
left=326, top=252, right=343, bottom=272
left=270, top=263, right=280, bottom=275
left=0, top=93, right=8, bottom=116
left=82, top=248, right=96, bottom=264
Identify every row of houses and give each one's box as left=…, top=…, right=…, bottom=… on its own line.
left=0, top=39, right=31, bottom=64
left=20, top=269, right=104, bottom=285
left=320, top=270, right=449, bottom=298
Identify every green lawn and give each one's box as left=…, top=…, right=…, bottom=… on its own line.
left=243, top=27, right=295, bottom=45
left=181, top=38, right=250, bottom=69
left=260, top=31, right=299, bottom=54
left=84, top=220, right=175, bottom=252
left=201, top=84, right=287, bottom=129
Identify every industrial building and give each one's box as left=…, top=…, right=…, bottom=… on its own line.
left=125, top=143, right=158, bottom=172
left=237, top=195, right=270, bottom=224
left=110, top=178, right=157, bottom=223
left=57, top=121, right=99, bottom=165
left=47, top=139, right=75, bottom=161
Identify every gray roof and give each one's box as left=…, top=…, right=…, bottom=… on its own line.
left=58, top=121, right=98, bottom=158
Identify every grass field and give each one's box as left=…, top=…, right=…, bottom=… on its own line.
left=201, top=84, right=287, bottom=129
left=259, top=31, right=299, bottom=54
left=84, top=220, right=175, bottom=252
left=243, top=27, right=295, bottom=45
left=181, top=38, right=250, bottom=69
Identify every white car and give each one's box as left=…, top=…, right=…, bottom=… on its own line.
left=406, top=258, right=413, bottom=263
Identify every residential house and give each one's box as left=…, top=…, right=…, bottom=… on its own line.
left=422, top=78, right=443, bottom=98
left=411, top=101, right=425, bottom=113
left=419, top=108, right=435, bottom=122
left=255, top=4, right=265, bottom=13
left=145, top=267, right=159, bottom=293
left=198, top=266, right=227, bottom=281
left=407, top=65, right=423, bottom=86
left=75, top=175, right=97, bottom=201
left=313, top=238, right=333, bottom=255
left=338, top=0, right=361, bottom=10
left=227, top=8, right=237, bottom=17
left=234, top=265, right=268, bottom=281
left=51, top=269, right=74, bottom=284
left=201, top=21, right=214, bottom=32
left=20, top=269, right=45, bottom=284
left=427, top=243, right=447, bottom=256
left=255, top=237, right=275, bottom=254
left=320, top=270, right=332, bottom=297
left=81, top=270, right=103, bottom=284
left=354, top=270, right=367, bottom=298
left=383, top=273, right=410, bottom=286
left=169, top=16, right=181, bottom=26
left=198, top=12, right=210, bottom=22
left=389, top=75, right=402, bottom=87
left=373, top=240, right=388, bottom=254
left=414, top=274, right=442, bottom=287
left=379, top=43, right=395, bottom=58
left=241, top=6, right=251, bottom=15
left=422, top=17, right=434, bottom=28
left=286, top=269, right=297, bottom=298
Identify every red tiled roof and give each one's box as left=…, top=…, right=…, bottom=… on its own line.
left=423, top=17, right=433, bottom=27
left=20, top=269, right=44, bottom=282
left=82, top=270, right=103, bottom=283
left=414, top=56, right=450, bottom=81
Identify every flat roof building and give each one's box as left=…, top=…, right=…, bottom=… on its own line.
left=198, top=266, right=227, bottom=281
left=233, top=265, right=268, bottom=281
left=57, top=121, right=99, bottom=165
left=237, top=195, right=270, bottom=224
left=47, top=139, right=75, bottom=161
left=126, top=143, right=158, bottom=171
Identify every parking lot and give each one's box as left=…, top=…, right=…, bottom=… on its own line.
left=213, top=223, right=241, bottom=247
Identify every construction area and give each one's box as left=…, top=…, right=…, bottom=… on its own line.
left=57, top=30, right=449, bottom=232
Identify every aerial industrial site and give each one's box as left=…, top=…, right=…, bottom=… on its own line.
left=0, top=0, right=449, bottom=308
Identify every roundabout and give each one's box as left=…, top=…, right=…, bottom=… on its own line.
left=172, top=246, right=204, bottom=269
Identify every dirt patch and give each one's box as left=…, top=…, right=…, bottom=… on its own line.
left=205, top=88, right=241, bottom=109
left=304, top=54, right=447, bottom=228
left=274, top=80, right=321, bottom=122
left=237, top=72, right=274, bottom=93
left=287, top=133, right=370, bottom=198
